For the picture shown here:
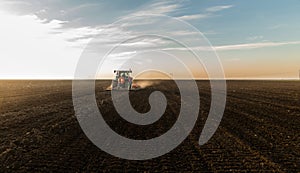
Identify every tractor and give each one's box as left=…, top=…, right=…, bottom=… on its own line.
left=111, top=69, right=139, bottom=90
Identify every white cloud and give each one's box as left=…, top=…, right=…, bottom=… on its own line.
left=0, top=0, right=31, bottom=7
left=206, top=5, right=234, bottom=12
left=161, top=46, right=212, bottom=51
left=247, top=35, right=264, bottom=41
left=131, top=1, right=182, bottom=16
left=0, top=0, right=187, bottom=78
left=158, top=41, right=300, bottom=52
left=214, top=41, right=300, bottom=51
left=176, top=4, right=233, bottom=21
left=107, top=51, right=137, bottom=60
left=268, top=24, right=286, bottom=30
left=176, top=14, right=211, bottom=21
left=61, top=3, right=101, bottom=16
left=0, top=11, right=90, bottom=79
left=170, top=30, right=199, bottom=36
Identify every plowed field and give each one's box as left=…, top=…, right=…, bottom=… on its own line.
left=0, top=80, right=299, bottom=172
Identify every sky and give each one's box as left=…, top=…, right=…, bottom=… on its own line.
left=0, top=0, right=299, bottom=79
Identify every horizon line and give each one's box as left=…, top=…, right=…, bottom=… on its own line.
left=0, top=78, right=299, bottom=81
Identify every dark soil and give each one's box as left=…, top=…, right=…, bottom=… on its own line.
left=0, top=80, right=299, bottom=172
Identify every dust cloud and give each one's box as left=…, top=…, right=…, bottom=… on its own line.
left=105, top=80, right=161, bottom=90
left=133, top=80, right=160, bottom=89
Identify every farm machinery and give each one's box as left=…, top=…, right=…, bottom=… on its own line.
left=110, top=69, right=139, bottom=90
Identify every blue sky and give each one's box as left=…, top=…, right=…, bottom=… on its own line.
left=0, top=0, right=299, bottom=79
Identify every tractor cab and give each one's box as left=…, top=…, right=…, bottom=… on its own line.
left=112, top=69, right=133, bottom=90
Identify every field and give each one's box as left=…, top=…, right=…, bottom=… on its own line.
left=0, top=80, right=299, bottom=172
